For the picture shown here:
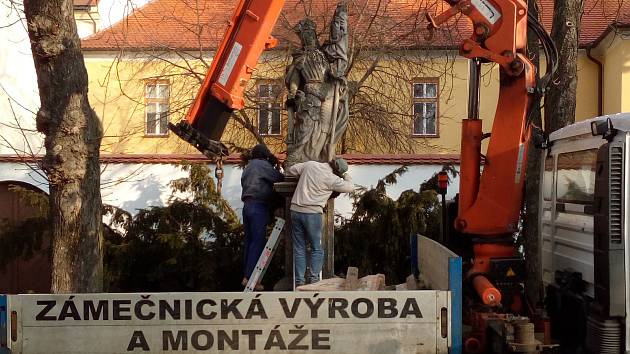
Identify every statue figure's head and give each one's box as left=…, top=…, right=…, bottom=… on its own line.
left=294, top=19, right=319, bottom=48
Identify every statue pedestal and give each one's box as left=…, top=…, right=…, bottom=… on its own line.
left=274, top=179, right=335, bottom=290
left=323, top=199, right=334, bottom=278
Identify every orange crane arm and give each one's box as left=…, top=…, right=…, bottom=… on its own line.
left=428, top=0, right=539, bottom=308
left=428, top=0, right=536, bottom=236
left=169, top=0, right=286, bottom=158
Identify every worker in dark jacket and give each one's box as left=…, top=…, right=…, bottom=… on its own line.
left=241, top=144, right=284, bottom=288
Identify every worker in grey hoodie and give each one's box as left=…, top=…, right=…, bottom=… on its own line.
left=286, top=157, right=354, bottom=287
left=241, top=144, right=284, bottom=288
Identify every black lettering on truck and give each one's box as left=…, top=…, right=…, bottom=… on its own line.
left=35, top=300, right=56, bottom=321
left=127, top=331, right=149, bottom=351
left=163, top=330, right=188, bottom=350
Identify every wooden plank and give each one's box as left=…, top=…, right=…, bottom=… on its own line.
left=405, top=275, right=418, bottom=290
left=322, top=199, right=335, bottom=278
left=395, top=283, right=407, bottom=291
left=361, top=274, right=385, bottom=291
left=344, top=267, right=359, bottom=290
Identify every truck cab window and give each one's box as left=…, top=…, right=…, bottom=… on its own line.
left=556, top=149, right=598, bottom=205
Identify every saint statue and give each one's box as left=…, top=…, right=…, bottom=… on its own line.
left=284, top=1, right=349, bottom=167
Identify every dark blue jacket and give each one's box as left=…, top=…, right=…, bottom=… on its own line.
left=241, top=159, right=284, bottom=202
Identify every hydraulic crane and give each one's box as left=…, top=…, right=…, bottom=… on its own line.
left=169, top=0, right=557, bottom=349
left=427, top=0, right=557, bottom=308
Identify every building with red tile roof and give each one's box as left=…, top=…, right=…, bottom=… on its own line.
left=81, top=0, right=630, bottom=51
left=77, top=0, right=630, bottom=160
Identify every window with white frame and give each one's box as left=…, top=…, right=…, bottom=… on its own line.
left=257, top=83, right=281, bottom=136
left=412, top=80, right=438, bottom=136
left=145, top=81, right=170, bottom=136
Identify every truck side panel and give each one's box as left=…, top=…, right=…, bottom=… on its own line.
left=448, top=257, right=462, bottom=354
left=6, top=291, right=449, bottom=354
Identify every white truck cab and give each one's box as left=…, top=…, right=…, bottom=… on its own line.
left=540, top=113, right=630, bottom=353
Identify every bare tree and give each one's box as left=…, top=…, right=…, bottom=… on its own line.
left=545, top=0, right=585, bottom=132
left=23, top=0, right=103, bottom=292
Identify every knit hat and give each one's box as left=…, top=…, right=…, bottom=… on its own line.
left=251, top=144, right=273, bottom=159
left=333, top=157, right=348, bottom=175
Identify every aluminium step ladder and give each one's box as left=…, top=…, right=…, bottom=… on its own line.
left=244, top=217, right=285, bottom=292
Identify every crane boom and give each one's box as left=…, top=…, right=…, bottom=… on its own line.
left=169, top=0, right=286, bottom=159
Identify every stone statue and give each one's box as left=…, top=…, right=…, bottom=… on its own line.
left=285, top=1, right=349, bottom=167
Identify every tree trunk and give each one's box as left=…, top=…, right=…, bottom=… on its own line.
left=545, top=0, right=585, bottom=132
left=523, top=0, right=542, bottom=304
left=24, top=0, right=104, bottom=293
left=527, top=0, right=584, bottom=303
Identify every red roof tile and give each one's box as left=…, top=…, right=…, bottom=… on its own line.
left=0, top=153, right=462, bottom=165
left=81, top=0, right=630, bottom=51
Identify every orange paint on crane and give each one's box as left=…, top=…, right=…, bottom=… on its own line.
left=457, top=61, right=535, bottom=235
left=430, top=0, right=536, bottom=317
left=186, top=0, right=286, bottom=126
left=473, top=275, right=502, bottom=306
left=456, top=119, right=482, bottom=222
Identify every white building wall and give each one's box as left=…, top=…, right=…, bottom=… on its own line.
left=75, top=10, right=101, bottom=39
